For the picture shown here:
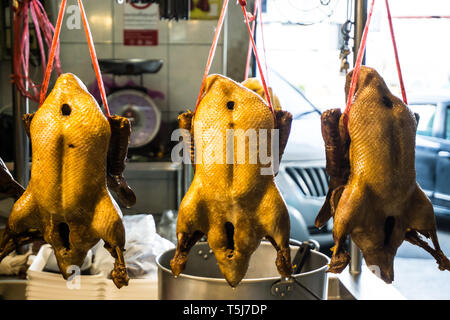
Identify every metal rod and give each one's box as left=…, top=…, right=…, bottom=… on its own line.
left=176, top=164, right=182, bottom=209
left=183, top=163, right=193, bottom=197
left=251, top=7, right=257, bottom=78
left=11, top=1, right=30, bottom=187
left=222, top=1, right=228, bottom=76
left=349, top=0, right=367, bottom=274
left=353, top=0, right=367, bottom=64
left=350, top=237, right=363, bottom=273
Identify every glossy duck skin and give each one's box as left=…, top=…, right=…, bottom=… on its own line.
left=317, top=67, right=450, bottom=283
left=0, top=74, right=129, bottom=288
left=23, top=114, right=136, bottom=209
left=171, top=74, right=293, bottom=287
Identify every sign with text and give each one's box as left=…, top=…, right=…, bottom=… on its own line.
left=123, top=3, right=158, bottom=46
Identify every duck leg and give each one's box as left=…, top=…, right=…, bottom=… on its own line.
left=0, top=228, right=42, bottom=260
left=258, top=184, right=292, bottom=278
left=92, top=192, right=129, bottom=288
left=107, top=115, right=136, bottom=208
left=405, top=230, right=450, bottom=271
left=328, top=181, right=367, bottom=273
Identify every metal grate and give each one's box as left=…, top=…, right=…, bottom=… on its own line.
left=285, top=167, right=329, bottom=197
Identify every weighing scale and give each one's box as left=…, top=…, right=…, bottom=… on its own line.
left=99, top=59, right=163, bottom=152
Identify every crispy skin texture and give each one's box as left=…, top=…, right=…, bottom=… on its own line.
left=0, top=158, right=25, bottom=200
left=0, top=74, right=129, bottom=288
left=171, top=74, right=293, bottom=287
left=317, top=67, right=450, bottom=283
left=23, top=114, right=136, bottom=209
left=242, top=78, right=282, bottom=111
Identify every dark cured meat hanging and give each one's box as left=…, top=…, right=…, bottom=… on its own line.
left=196, top=0, right=210, bottom=12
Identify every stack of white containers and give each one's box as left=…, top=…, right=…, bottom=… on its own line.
left=26, top=245, right=158, bottom=300
left=25, top=214, right=174, bottom=300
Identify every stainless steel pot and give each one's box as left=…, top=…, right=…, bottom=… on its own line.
left=157, top=241, right=330, bottom=300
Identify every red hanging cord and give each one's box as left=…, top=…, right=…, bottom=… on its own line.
left=244, top=1, right=259, bottom=80
left=257, top=0, right=270, bottom=88
left=244, top=0, right=270, bottom=87
left=244, top=0, right=272, bottom=107
left=32, top=0, right=63, bottom=76
left=39, top=0, right=67, bottom=106
left=240, top=3, right=274, bottom=114
left=343, top=0, right=408, bottom=129
left=342, top=0, right=375, bottom=128
left=13, top=1, right=30, bottom=93
left=30, top=3, right=46, bottom=77
left=194, top=0, right=230, bottom=112
left=12, top=0, right=61, bottom=102
left=385, top=0, right=407, bottom=105
left=77, top=0, right=111, bottom=118
left=195, top=0, right=273, bottom=114
left=39, top=0, right=111, bottom=118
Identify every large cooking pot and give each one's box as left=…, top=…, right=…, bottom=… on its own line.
left=157, top=241, right=330, bottom=300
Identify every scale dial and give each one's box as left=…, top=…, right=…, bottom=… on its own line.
left=107, top=89, right=161, bottom=148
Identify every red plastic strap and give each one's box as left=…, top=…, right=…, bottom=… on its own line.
left=39, top=0, right=110, bottom=118
left=30, top=2, right=46, bottom=77
left=194, top=0, right=230, bottom=112
left=78, top=0, right=111, bottom=118
left=257, top=0, right=270, bottom=93
left=39, top=0, right=67, bottom=106
left=12, top=0, right=61, bottom=102
left=13, top=0, right=29, bottom=94
left=244, top=1, right=259, bottom=80
left=244, top=0, right=269, bottom=86
left=32, top=0, right=63, bottom=76
left=385, top=0, right=407, bottom=105
left=240, top=3, right=273, bottom=114
left=344, top=0, right=408, bottom=128
left=343, top=0, right=375, bottom=127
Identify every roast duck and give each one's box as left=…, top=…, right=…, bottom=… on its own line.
left=171, top=74, right=293, bottom=287
left=196, top=0, right=210, bottom=12
left=0, top=73, right=136, bottom=288
left=316, top=66, right=450, bottom=283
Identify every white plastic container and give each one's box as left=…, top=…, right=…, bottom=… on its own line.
left=26, top=244, right=157, bottom=300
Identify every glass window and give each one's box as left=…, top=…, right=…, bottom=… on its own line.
left=409, top=104, right=437, bottom=137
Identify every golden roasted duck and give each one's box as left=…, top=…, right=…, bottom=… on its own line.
left=241, top=78, right=282, bottom=111
left=171, top=74, right=293, bottom=287
left=316, top=66, right=450, bottom=282
left=0, top=73, right=135, bottom=288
